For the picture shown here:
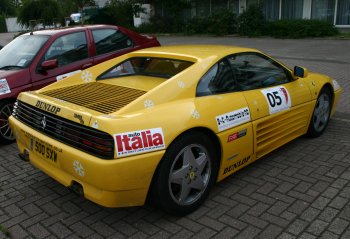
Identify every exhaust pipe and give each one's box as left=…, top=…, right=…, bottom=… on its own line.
left=18, top=149, right=30, bottom=161
left=69, top=181, right=84, bottom=196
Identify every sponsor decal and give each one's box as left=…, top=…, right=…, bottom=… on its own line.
left=74, top=113, right=84, bottom=124
left=223, top=156, right=251, bottom=175
left=216, top=107, right=250, bottom=132
left=36, top=100, right=61, bottom=114
left=73, top=160, right=85, bottom=177
left=56, top=70, right=81, bottom=81
left=0, top=79, right=11, bottom=95
left=114, top=128, right=165, bottom=157
left=227, top=129, right=247, bottom=142
left=261, top=86, right=291, bottom=114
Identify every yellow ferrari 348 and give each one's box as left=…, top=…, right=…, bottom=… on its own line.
left=9, top=45, right=342, bottom=215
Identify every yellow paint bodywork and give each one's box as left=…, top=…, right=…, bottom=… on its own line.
left=9, top=45, right=342, bottom=208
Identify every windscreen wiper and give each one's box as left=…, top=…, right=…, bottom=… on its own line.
left=0, top=65, right=24, bottom=70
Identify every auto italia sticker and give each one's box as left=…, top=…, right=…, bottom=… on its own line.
left=216, top=107, right=251, bottom=132
left=114, top=128, right=165, bottom=157
left=0, top=79, right=11, bottom=95
left=261, top=86, right=291, bottom=114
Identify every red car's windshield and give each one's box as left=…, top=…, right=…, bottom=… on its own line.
left=0, top=35, right=49, bottom=70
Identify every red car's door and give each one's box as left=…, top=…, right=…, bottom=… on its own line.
left=90, top=27, right=139, bottom=65
left=30, top=30, right=93, bottom=90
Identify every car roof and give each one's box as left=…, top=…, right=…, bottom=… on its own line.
left=132, top=45, right=260, bottom=61
left=23, top=25, right=117, bottom=37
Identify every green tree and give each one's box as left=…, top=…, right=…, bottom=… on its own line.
left=0, top=0, right=16, bottom=16
left=17, top=0, right=62, bottom=27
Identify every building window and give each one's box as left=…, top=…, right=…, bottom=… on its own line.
left=229, top=0, right=240, bottom=15
left=281, top=0, right=303, bottom=19
left=246, top=0, right=258, bottom=7
left=311, top=0, right=335, bottom=23
left=336, top=0, right=350, bottom=25
left=262, top=0, right=280, bottom=20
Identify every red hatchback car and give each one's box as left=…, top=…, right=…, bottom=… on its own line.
left=0, top=25, right=160, bottom=143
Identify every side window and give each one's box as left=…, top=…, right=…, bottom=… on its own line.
left=92, top=29, right=133, bottom=55
left=227, top=53, right=292, bottom=90
left=196, top=59, right=237, bottom=96
left=44, top=32, right=88, bottom=67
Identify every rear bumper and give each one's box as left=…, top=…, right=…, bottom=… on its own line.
left=10, top=116, right=164, bottom=207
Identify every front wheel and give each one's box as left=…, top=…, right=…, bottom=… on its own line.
left=0, top=101, right=15, bottom=144
left=151, top=131, right=218, bottom=216
left=307, top=87, right=332, bottom=138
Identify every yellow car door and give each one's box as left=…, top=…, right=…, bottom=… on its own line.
left=227, top=53, right=313, bottom=160
left=195, top=58, right=254, bottom=181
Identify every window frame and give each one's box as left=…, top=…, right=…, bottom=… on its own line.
left=97, top=57, right=194, bottom=81
left=196, top=52, right=294, bottom=97
left=92, top=28, right=134, bottom=56
left=39, top=31, right=88, bottom=69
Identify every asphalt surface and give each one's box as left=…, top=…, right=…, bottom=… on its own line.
left=0, top=33, right=349, bottom=238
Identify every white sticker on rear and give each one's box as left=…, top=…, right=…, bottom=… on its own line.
left=261, top=86, right=291, bottom=114
left=216, top=107, right=251, bottom=132
left=0, top=79, right=11, bottom=95
left=114, top=128, right=165, bottom=157
left=56, top=70, right=81, bottom=81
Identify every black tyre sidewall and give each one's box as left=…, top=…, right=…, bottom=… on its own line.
left=307, top=87, right=332, bottom=138
left=152, top=131, right=218, bottom=216
left=0, top=101, right=15, bottom=144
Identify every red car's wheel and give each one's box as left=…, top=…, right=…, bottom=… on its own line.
left=0, top=101, right=15, bottom=144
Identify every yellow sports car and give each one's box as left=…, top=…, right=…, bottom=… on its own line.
left=9, top=45, right=342, bottom=215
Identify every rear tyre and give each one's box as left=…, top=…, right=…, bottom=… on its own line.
left=307, top=87, right=332, bottom=138
left=151, top=131, right=218, bottom=216
left=0, top=101, right=15, bottom=144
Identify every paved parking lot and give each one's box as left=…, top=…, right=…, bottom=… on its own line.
left=0, top=34, right=349, bottom=238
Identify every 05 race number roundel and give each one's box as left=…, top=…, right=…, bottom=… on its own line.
left=261, top=86, right=291, bottom=114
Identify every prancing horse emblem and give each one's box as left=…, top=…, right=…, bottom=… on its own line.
left=41, top=115, right=46, bottom=129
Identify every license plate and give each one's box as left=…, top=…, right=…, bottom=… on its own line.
left=30, top=138, right=58, bottom=163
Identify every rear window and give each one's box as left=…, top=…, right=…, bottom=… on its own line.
left=98, top=57, right=193, bottom=80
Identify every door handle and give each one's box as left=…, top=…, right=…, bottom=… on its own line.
left=82, top=63, right=93, bottom=69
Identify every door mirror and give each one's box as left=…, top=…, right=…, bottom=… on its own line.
left=41, top=59, right=58, bottom=70
left=294, top=66, right=308, bottom=78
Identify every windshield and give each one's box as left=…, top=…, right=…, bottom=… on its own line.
left=98, top=57, right=194, bottom=80
left=0, top=35, right=49, bottom=69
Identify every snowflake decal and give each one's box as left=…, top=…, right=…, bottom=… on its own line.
left=81, top=70, right=93, bottom=83
left=191, top=109, right=200, bottom=119
left=144, top=99, right=154, bottom=109
left=73, top=160, right=85, bottom=177
left=92, top=120, right=99, bottom=129
left=177, top=81, right=185, bottom=89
